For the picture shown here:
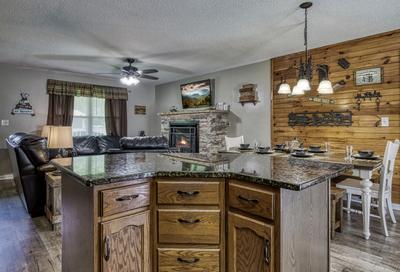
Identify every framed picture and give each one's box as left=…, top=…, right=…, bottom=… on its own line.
left=134, top=105, right=146, bottom=115
left=180, top=79, right=212, bottom=109
left=354, top=67, right=383, bottom=86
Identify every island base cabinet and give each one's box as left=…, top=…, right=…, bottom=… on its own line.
left=101, top=211, right=150, bottom=272
left=228, top=212, right=274, bottom=272
left=158, top=248, right=220, bottom=272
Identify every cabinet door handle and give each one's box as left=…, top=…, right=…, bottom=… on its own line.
left=177, top=190, right=200, bottom=197
left=177, top=257, right=200, bottom=264
left=264, top=239, right=270, bottom=264
left=238, top=194, right=260, bottom=204
left=177, top=218, right=201, bottom=224
left=104, top=236, right=110, bottom=262
left=115, top=194, right=139, bottom=201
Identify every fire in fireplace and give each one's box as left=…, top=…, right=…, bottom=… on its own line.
left=169, top=121, right=199, bottom=153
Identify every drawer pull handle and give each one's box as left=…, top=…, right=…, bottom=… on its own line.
left=264, top=239, right=270, bottom=264
left=238, top=194, right=260, bottom=204
left=104, top=236, right=110, bottom=262
left=177, top=190, right=200, bottom=197
left=115, top=194, right=139, bottom=201
left=177, top=257, right=200, bottom=264
left=177, top=218, right=201, bottom=224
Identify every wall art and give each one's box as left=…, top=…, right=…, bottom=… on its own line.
left=288, top=110, right=352, bottom=127
left=354, top=90, right=382, bottom=111
left=308, top=96, right=336, bottom=104
left=134, top=105, right=146, bottom=115
left=355, top=67, right=382, bottom=86
left=11, top=92, right=35, bottom=116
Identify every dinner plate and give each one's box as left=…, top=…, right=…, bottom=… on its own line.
left=291, top=152, right=314, bottom=158
left=256, top=150, right=274, bottom=154
left=352, top=154, right=380, bottom=160
left=308, top=149, right=327, bottom=153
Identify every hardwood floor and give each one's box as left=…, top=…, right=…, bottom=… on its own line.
left=0, top=179, right=399, bottom=272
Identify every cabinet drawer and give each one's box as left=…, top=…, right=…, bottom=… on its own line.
left=100, top=183, right=150, bottom=217
left=229, top=182, right=275, bottom=220
left=157, top=181, right=220, bottom=205
left=158, top=248, right=220, bottom=272
left=158, top=210, right=220, bottom=244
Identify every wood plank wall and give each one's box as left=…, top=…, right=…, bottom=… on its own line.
left=271, top=30, right=400, bottom=203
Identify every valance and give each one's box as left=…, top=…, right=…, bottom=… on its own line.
left=47, top=79, right=128, bottom=100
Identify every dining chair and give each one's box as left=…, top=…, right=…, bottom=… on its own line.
left=225, top=136, right=244, bottom=150
left=336, top=139, right=399, bottom=236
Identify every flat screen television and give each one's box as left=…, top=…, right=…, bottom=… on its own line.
left=181, top=79, right=212, bottom=109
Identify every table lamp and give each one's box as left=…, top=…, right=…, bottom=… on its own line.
left=47, top=126, right=73, bottom=158
left=41, top=125, right=52, bottom=139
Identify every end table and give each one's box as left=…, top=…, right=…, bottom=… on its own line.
left=45, top=171, right=62, bottom=232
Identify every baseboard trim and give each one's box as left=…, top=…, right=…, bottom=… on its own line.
left=0, top=174, right=13, bottom=181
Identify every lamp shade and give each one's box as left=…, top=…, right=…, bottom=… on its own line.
left=296, top=78, right=311, bottom=91
left=120, top=76, right=140, bottom=86
left=277, top=83, right=291, bottom=94
left=317, top=80, right=333, bottom=94
left=291, top=84, right=305, bottom=95
left=47, top=126, right=73, bottom=149
left=41, top=125, right=52, bottom=138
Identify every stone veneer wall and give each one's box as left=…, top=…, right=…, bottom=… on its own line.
left=159, top=110, right=230, bottom=154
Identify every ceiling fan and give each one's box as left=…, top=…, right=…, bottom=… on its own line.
left=97, top=58, right=159, bottom=86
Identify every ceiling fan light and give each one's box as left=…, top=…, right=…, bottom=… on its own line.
left=296, top=78, right=311, bottom=91
left=129, top=76, right=140, bottom=86
left=278, top=83, right=291, bottom=94
left=120, top=76, right=130, bottom=85
left=317, top=80, right=333, bottom=94
left=291, top=84, right=305, bottom=96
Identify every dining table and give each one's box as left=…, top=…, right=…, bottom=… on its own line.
left=219, top=148, right=383, bottom=239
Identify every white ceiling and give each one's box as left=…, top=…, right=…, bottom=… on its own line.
left=0, top=0, right=399, bottom=85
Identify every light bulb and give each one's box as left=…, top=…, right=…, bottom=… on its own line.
left=317, top=80, right=333, bottom=94
left=278, top=83, right=291, bottom=94
left=296, top=78, right=311, bottom=91
left=291, top=84, right=305, bottom=95
left=120, top=76, right=140, bottom=86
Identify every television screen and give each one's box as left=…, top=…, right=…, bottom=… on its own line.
left=181, top=79, right=212, bottom=109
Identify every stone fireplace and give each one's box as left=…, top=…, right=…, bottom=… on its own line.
left=159, top=109, right=229, bottom=154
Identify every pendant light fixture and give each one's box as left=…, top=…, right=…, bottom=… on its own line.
left=277, top=2, right=333, bottom=95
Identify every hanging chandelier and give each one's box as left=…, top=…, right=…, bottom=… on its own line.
left=278, top=2, right=333, bottom=95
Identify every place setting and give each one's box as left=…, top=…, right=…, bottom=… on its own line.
left=352, top=150, right=380, bottom=160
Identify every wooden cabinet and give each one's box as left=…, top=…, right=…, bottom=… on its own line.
left=101, top=211, right=150, bottom=272
left=228, top=212, right=274, bottom=272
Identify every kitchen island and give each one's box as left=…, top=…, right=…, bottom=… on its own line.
left=52, top=152, right=352, bottom=272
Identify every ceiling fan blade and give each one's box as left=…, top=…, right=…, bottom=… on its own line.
left=141, top=69, right=159, bottom=74
left=140, top=74, right=159, bottom=80
left=95, top=72, right=121, bottom=75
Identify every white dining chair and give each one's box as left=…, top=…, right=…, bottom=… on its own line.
left=225, top=136, right=244, bottom=150
left=336, top=140, right=399, bottom=236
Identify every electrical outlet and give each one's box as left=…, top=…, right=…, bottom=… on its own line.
left=381, top=117, right=389, bottom=127
left=1, top=120, right=9, bottom=126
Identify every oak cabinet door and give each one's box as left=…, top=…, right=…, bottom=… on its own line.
left=101, top=211, right=150, bottom=272
left=228, top=212, right=274, bottom=272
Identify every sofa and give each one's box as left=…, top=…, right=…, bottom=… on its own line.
left=6, top=133, right=171, bottom=217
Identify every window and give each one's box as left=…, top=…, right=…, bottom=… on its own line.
left=72, top=97, right=106, bottom=136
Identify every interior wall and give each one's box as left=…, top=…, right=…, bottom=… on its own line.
left=152, top=61, right=271, bottom=146
left=271, top=30, right=400, bottom=203
left=0, top=64, right=155, bottom=176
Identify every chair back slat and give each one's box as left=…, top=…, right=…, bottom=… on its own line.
left=225, top=136, right=244, bottom=150
left=379, top=140, right=399, bottom=198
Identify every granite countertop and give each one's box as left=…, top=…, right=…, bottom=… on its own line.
left=51, top=152, right=355, bottom=191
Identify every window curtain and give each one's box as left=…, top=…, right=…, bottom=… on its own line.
left=46, top=94, right=74, bottom=126
left=105, top=99, right=127, bottom=137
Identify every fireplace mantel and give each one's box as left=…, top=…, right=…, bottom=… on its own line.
left=158, top=109, right=229, bottom=117
left=159, top=109, right=230, bottom=154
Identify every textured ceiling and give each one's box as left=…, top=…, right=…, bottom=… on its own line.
left=0, top=0, right=399, bottom=85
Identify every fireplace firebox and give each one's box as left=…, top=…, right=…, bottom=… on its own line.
left=169, top=121, right=199, bottom=153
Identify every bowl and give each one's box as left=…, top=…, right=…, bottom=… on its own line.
left=309, top=145, right=321, bottom=151
left=258, top=146, right=271, bottom=151
left=275, top=144, right=286, bottom=149
left=358, top=150, right=374, bottom=158
left=240, top=144, right=250, bottom=149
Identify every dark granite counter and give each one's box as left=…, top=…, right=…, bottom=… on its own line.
left=51, top=152, right=356, bottom=190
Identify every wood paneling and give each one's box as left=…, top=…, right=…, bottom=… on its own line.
left=271, top=30, right=400, bottom=203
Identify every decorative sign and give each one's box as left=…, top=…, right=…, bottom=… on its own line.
left=11, top=92, right=35, bottom=116
left=288, top=110, right=353, bottom=127
left=355, top=67, right=382, bottom=86
left=134, top=105, right=146, bottom=115
left=308, top=96, right=336, bottom=104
